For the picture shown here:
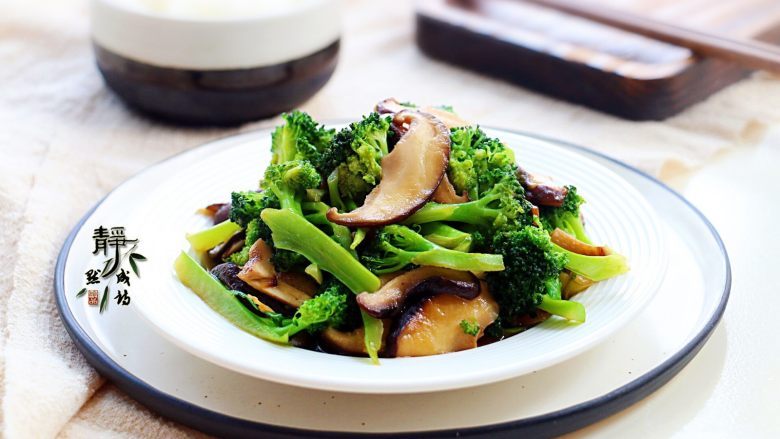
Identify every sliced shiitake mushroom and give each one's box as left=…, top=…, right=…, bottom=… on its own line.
left=356, top=266, right=479, bottom=319
left=197, top=202, right=230, bottom=223
left=516, top=166, right=568, bottom=207
left=375, top=99, right=468, bottom=205
left=319, top=320, right=391, bottom=357
left=550, top=228, right=608, bottom=256
left=326, top=111, right=451, bottom=226
left=385, top=282, right=499, bottom=357
left=277, top=272, right=319, bottom=296
left=563, top=273, right=594, bottom=299
left=213, top=204, right=231, bottom=224
left=237, top=240, right=313, bottom=308
left=207, top=230, right=245, bottom=260
left=375, top=98, right=470, bottom=129
left=210, top=262, right=292, bottom=315
left=211, top=262, right=254, bottom=292
left=432, top=174, right=469, bottom=204
left=375, top=97, right=407, bottom=115
left=320, top=327, right=369, bottom=356
left=422, top=106, right=470, bottom=129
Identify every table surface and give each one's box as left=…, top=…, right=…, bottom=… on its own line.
left=565, top=129, right=780, bottom=438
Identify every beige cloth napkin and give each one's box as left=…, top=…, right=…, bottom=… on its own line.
left=1, top=0, right=778, bottom=437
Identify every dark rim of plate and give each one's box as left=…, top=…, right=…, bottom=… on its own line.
left=54, top=127, right=731, bottom=439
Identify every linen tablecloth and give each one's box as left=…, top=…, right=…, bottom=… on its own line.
left=2, top=0, right=779, bottom=437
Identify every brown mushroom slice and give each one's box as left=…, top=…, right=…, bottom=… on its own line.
left=207, top=230, right=245, bottom=260
left=257, top=283, right=312, bottom=308
left=387, top=283, right=499, bottom=357
left=277, top=272, right=320, bottom=296
left=238, top=239, right=276, bottom=279
left=320, top=320, right=391, bottom=357
left=356, top=267, right=479, bottom=319
left=516, top=166, right=568, bottom=207
left=320, top=328, right=368, bottom=356
left=237, top=240, right=312, bottom=308
left=432, top=173, right=469, bottom=204
left=375, top=98, right=471, bottom=129
left=327, top=111, right=451, bottom=226
left=211, top=262, right=296, bottom=315
left=420, top=106, right=470, bottom=129
left=550, top=228, right=608, bottom=256
left=375, top=97, right=407, bottom=115
left=563, top=274, right=595, bottom=299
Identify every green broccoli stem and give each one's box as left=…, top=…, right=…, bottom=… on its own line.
left=419, top=222, right=472, bottom=252
left=404, top=196, right=501, bottom=227
left=351, top=228, right=368, bottom=250
left=268, top=183, right=303, bottom=216
left=361, top=312, right=383, bottom=365
left=261, top=208, right=383, bottom=362
left=303, top=212, right=355, bottom=256
left=327, top=168, right=345, bottom=211
left=551, top=243, right=630, bottom=281
left=407, top=249, right=504, bottom=272
left=273, top=124, right=297, bottom=164
left=537, top=295, right=586, bottom=323
left=186, top=221, right=242, bottom=252
left=174, top=252, right=290, bottom=342
left=370, top=225, right=504, bottom=274
left=263, top=208, right=379, bottom=292
left=302, top=201, right=357, bottom=255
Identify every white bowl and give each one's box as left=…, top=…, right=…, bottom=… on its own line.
left=90, top=0, right=341, bottom=124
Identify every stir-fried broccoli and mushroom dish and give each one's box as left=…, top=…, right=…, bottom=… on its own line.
left=174, top=99, right=629, bottom=362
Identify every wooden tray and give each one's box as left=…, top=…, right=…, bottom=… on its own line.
left=416, top=0, right=780, bottom=120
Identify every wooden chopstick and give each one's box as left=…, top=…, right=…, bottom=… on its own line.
left=522, top=0, right=780, bottom=73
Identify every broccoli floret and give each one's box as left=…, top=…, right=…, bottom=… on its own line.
left=313, top=279, right=362, bottom=332
left=238, top=285, right=349, bottom=339
left=228, top=161, right=320, bottom=271
left=271, top=111, right=334, bottom=165
left=293, top=286, right=348, bottom=333
left=229, top=191, right=278, bottom=227
left=261, top=160, right=321, bottom=215
left=405, top=172, right=534, bottom=232
left=460, top=319, right=480, bottom=336
left=483, top=318, right=505, bottom=339
left=319, top=113, right=392, bottom=203
left=487, top=226, right=583, bottom=321
left=540, top=186, right=591, bottom=244
left=448, top=126, right=517, bottom=200
left=361, top=225, right=504, bottom=274
left=227, top=192, right=277, bottom=266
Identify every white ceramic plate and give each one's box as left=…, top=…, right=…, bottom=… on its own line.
left=56, top=131, right=729, bottom=436
left=120, top=127, right=666, bottom=393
